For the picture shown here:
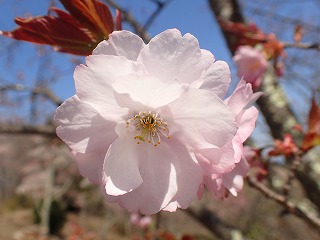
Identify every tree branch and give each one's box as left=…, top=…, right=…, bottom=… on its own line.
left=247, top=175, right=320, bottom=233
left=283, top=42, right=320, bottom=51
left=187, top=207, right=246, bottom=240
left=104, top=0, right=151, bottom=42
left=0, top=84, right=62, bottom=106
left=143, top=0, right=173, bottom=31
left=0, top=124, right=56, bottom=137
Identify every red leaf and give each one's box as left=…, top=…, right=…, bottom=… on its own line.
left=59, top=0, right=114, bottom=40
left=1, top=0, right=114, bottom=56
left=302, top=97, right=320, bottom=150
left=308, top=97, right=320, bottom=132
left=158, top=232, right=176, bottom=240
left=269, top=134, right=299, bottom=157
left=219, top=20, right=285, bottom=61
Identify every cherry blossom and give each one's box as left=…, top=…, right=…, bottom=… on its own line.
left=233, top=46, right=268, bottom=89
left=197, top=80, right=262, bottom=198
left=130, top=213, right=152, bottom=229
left=54, top=29, right=252, bottom=214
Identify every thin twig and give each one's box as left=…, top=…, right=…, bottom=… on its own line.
left=247, top=175, right=320, bottom=233
left=143, top=0, right=173, bottom=31
left=104, top=0, right=151, bottom=42
left=281, top=155, right=301, bottom=197
left=0, top=125, right=56, bottom=137
left=41, top=164, right=55, bottom=236
left=0, top=84, right=62, bottom=106
left=283, top=42, right=320, bottom=50
left=186, top=207, right=246, bottom=240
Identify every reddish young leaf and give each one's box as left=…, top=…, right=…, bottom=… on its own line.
left=115, top=9, right=122, bottom=31
left=219, top=20, right=285, bottom=61
left=294, top=24, right=303, bottom=42
left=1, top=0, right=114, bottom=55
left=302, top=97, right=320, bottom=150
left=269, top=134, right=299, bottom=157
left=59, top=0, right=114, bottom=40
left=158, top=232, right=177, bottom=240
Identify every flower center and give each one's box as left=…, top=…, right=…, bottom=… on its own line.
left=126, top=111, right=170, bottom=146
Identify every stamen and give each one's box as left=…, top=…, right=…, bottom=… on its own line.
left=126, top=111, right=170, bottom=146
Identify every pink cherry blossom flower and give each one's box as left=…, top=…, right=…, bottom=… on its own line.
left=130, top=213, right=152, bottom=229
left=197, top=80, right=262, bottom=198
left=233, top=46, right=268, bottom=89
left=55, top=29, right=239, bottom=215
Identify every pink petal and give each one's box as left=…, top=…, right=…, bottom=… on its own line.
left=116, top=140, right=180, bottom=215
left=233, top=46, right=268, bottom=88
left=196, top=141, right=236, bottom=176
left=221, top=157, right=250, bottom=196
left=200, top=60, right=231, bottom=98
left=167, top=86, right=237, bottom=149
left=105, top=137, right=201, bottom=215
left=203, top=176, right=222, bottom=198
left=112, top=75, right=181, bottom=111
left=201, top=49, right=215, bottom=70
left=137, top=29, right=205, bottom=87
left=55, top=96, right=117, bottom=183
left=103, top=124, right=143, bottom=196
left=162, top=140, right=202, bottom=212
left=74, top=55, right=146, bottom=121
left=55, top=95, right=117, bottom=153
left=236, top=107, right=259, bottom=142
left=225, top=80, right=262, bottom=115
left=232, top=134, right=244, bottom=163
left=93, top=30, right=145, bottom=60
left=73, top=151, right=105, bottom=184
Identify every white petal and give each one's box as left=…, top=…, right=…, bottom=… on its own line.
left=221, top=157, right=250, bottom=196
left=93, top=30, right=145, bottom=60
left=200, top=61, right=231, bottom=98
left=225, top=79, right=263, bottom=114
left=55, top=95, right=117, bottom=153
left=103, top=124, right=143, bottom=196
left=119, top=141, right=180, bottom=215
left=232, top=134, right=244, bottom=163
left=55, top=96, right=117, bottom=183
left=166, top=86, right=237, bottom=149
left=162, top=142, right=202, bottom=211
left=201, top=49, right=215, bottom=70
left=196, top=142, right=236, bottom=177
left=102, top=138, right=202, bottom=214
left=236, top=107, right=259, bottom=142
left=113, top=75, right=181, bottom=110
left=73, top=151, right=105, bottom=184
left=137, top=29, right=205, bottom=87
left=74, top=55, right=146, bottom=121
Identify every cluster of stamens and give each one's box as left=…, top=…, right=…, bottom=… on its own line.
left=126, top=111, right=170, bottom=146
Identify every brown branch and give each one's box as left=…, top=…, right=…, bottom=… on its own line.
left=207, top=0, right=245, bottom=55
left=281, top=157, right=301, bottom=197
left=283, top=42, right=320, bottom=51
left=143, top=0, right=173, bottom=31
left=0, top=124, right=56, bottom=137
left=0, top=84, right=63, bottom=106
left=247, top=175, right=320, bottom=233
left=187, top=207, right=246, bottom=240
left=294, top=168, right=320, bottom=211
left=104, top=0, right=151, bottom=42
